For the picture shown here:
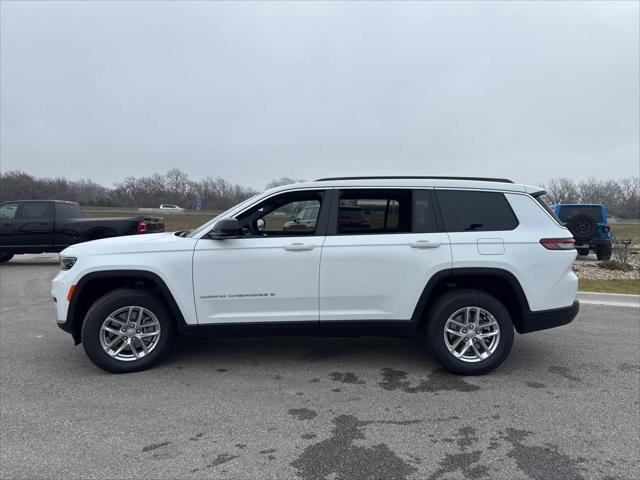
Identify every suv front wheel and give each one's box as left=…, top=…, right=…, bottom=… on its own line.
left=426, top=290, right=514, bottom=375
left=82, top=289, right=173, bottom=373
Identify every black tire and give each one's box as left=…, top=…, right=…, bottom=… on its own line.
left=566, top=214, right=597, bottom=243
left=0, top=253, right=14, bottom=263
left=426, top=289, right=514, bottom=375
left=596, top=244, right=612, bottom=261
left=82, top=289, right=173, bottom=373
left=576, top=247, right=590, bottom=256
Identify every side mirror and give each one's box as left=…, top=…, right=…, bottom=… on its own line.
left=208, top=218, right=241, bottom=239
left=256, top=218, right=265, bottom=231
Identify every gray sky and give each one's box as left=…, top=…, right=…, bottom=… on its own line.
left=1, top=1, right=638, bottom=189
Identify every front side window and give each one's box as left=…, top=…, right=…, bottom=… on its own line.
left=237, top=191, right=324, bottom=236
left=436, top=190, right=519, bottom=232
left=0, top=203, right=19, bottom=220
left=19, top=202, right=51, bottom=220
left=337, top=189, right=412, bottom=234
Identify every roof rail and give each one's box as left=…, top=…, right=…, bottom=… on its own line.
left=314, top=176, right=514, bottom=183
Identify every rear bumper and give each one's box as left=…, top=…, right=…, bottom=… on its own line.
left=575, top=238, right=611, bottom=247
left=519, top=300, right=579, bottom=334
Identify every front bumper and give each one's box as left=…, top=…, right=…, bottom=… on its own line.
left=519, top=300, right=580, bottom=334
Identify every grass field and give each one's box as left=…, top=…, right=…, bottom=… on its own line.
left=578, top=279, right=640, bottom=295
left=611, top=223, right=640, bottom=244
left=83, top=207, right=219, bottom=231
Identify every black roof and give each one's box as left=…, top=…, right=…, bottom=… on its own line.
left=314, top=176, right=514, bottom=183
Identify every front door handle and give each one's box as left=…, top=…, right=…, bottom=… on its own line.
left=409, top=240, right=441, bottom=249
left=283, top=243, right=315, bottom=251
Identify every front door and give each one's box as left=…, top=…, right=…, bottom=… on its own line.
left=13, top=202, right=54, bottom=250
left=193, top=189, right=330, bottom=324
left=0, top=203, right=19, bottom=249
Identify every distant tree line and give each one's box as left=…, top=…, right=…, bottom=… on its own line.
left=1, top=170, right=638, bottom=217
left=542, top=177, right=639, bottom=219
left=0, top=169, right=264, bottom=210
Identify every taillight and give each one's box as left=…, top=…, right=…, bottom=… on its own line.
left=603, top=225, right=611, bottom=233
left=540, top=238, right=575, bottom=250
left=137, top=220, right=148, bottom=234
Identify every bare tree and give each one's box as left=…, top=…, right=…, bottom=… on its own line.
left=2, top=170, right=637, bottom=218
left=543, top=178, right=578, bottom=205
left=266, top=177, right=305, bottom=189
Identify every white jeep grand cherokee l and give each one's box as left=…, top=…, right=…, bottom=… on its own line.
left=52, top=177, right=579, bottom=375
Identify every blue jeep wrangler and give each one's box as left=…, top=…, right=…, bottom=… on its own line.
left=553, top=204, right=612, bottom=260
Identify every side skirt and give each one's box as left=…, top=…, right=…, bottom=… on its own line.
left=176, top=320, right=418, bottom=338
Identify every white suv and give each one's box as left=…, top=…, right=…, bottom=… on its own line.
left=52, top=177, right=579, bottom=374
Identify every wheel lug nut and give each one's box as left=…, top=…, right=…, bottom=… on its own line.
left=129, top=323, right=135, bottom=328
left=136, top=329, right=141, bottom=334
left=121, top=328, right=126, bottom=333
left=476, top=330, right=481, bottom=334
left=461, top=329, right=466, bottom=334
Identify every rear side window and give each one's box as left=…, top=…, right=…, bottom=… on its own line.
left=556, top=206, right=603, bottom=223
left=337, top=189, right=412, bottom=234
left=19, top=202, right=51, bottom=219
left=55, top=203, right=82, bottom=219
left=413, top=190, right=439, bottom=233
left=436, top=190, right=519, bottom=232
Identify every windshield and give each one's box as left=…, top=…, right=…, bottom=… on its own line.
left=187, top=193, right=263, bottom=238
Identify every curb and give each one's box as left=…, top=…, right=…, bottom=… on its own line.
left=577, top=291, right=640, bottom=308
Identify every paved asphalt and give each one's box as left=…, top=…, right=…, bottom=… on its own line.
left=1, top=256, right=639, bottom=480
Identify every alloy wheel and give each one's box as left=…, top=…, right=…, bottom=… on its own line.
left=99, top=306, right=161, bottom=362
left=443, top=306, right=500, bottom=363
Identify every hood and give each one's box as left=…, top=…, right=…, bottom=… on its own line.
left=61, top=232, right=196, bottom=256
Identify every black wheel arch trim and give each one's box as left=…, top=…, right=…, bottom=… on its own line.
left=410, top=267, right=576, bottom=334
left=62, top=269, right=188, bottom=344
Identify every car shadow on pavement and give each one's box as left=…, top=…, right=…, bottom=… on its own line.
left=168, top=335, right=435, bottom=369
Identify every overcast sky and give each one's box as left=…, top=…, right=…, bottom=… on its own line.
left=1, top=1, right=638, bottom=189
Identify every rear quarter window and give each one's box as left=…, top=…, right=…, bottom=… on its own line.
left=436, top=190, right=519, bottom=232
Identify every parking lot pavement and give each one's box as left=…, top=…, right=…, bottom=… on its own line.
left=1, top=259, right=639, bottom=480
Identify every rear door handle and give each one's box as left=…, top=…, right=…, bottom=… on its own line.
left=409, top=240, right=441, bottom=249
left=283, top=243, right=315, bottom=251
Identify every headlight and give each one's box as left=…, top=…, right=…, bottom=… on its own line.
left=59, top=256, right=77, bottom=270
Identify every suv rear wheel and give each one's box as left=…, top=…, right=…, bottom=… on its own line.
left=596, top=244, right=612, bottom=261
left=426, top=290, right=514, bottom=375
left=82, top=289, right=173, bottom=373
left=0, top=252, right=14, bottom=263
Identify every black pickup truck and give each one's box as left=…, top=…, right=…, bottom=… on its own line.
left=0, top=200, right=164, bottom=262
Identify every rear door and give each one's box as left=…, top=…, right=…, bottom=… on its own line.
left=13, top=202, right=54, bottom=250
left=319, top=188, right=452, bottom=322
left=54, top=202, right=84, bottom=248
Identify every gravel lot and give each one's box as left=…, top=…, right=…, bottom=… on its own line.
left=573, top=252, right=640, bottom=280
left=1, top=256, right=639, bottom=480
